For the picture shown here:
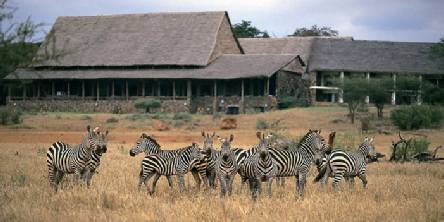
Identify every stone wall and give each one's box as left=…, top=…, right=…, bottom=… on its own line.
left=7, top=99, right=190, bottom=113
left=191, top=96, right=277, bottom=114
left=276, top=70, right=311, bottom=104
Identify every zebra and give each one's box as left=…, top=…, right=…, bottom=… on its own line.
left=314, top=137, right=375, bottom=191
left=238, top=132, right=277, bottom=200
left=139, top=143, right=207, bottom=195
left=215, top=134, right=239, bottom=197
left=266, top=129, right=326, bottom=200
left=46, top=126, right=107, bottom=191
left=81, top=133, right=108, bottom=187
left=130, top=133, right=208, bottom=190
left=201, top=131, right=220, bottom=188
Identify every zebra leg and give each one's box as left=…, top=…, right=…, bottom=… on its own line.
left=48, top=165, right=58, bottom=190
left=191, top=170, right=201, bottom=191
left=320, top=166, right=331, bottom=188
left=208, top=170, right=216, bottom=189
left=297, top=173, right=307, bottom=200
left=358, top=173, right=368, bottom=189
left=227, top=174, right=235, bottom=196
left=219, top=176, right=227, bottom=198
left=332, top=172, right=345, bottom=192
left=252, top=179, right=260, bottom=201
left=198, top=170, right=208, bottom=191
left=54, top=170, right=65, bottom=190
left=240, top=176, right=247, bottom=193
left=177, top=174, right=186, bottom=193
left=149, top=173, right=161, bottom=196
left=166, top=175, right=174, bottom=190
left=267, top=177, right=274, bottom=198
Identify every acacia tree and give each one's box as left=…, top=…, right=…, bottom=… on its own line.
left=232, top=20, right=269, bottom=38
left=338, top=78, right=369, bottom=124
left=368, top=77, right=392, bottom=119
left=289, top=25, right=338, bottom=37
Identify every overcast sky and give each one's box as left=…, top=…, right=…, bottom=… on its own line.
left=7, top=0, right=444, bottom=42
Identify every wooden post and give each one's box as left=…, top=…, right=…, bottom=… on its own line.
left=22, top=84, right=26, bottom=101
left=111, top=80, right=115, bottom=99
left=365, top=72, right=370, bottom=104
left=51, top=80, right=55, bottom=99
left=339, top=71, right=344, bottom=103
left=96, top=80, right=99, bottom=101
left=187, top=80, right=191, bottom=104
left=125, top=80, right=129, bottom=101
left=142, top=80, right=145, bottom=97
left=241, top=79, right=245, bottom=113
left=82, top=80, right=85, bottom=100
left=157, top=81, right=161, bottom=97
left=67, top=81, right=70, bottom=98
left=391, top=73, right=396, bottom=105
left=213, top=80, right=217, bottom=114
left=172, top=80, right=176, bottom=100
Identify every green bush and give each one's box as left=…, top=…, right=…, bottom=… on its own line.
left=394, top=137, right=429, bottom=160
left=277, top=96, right=309, bottom=109
left=390, top=105, right=443, bottom=130
left=173, top=112, right=192, bottom=122
left=134, top=99, right=161, bottom=112
left=256, top=118, right=269, bottom=130
left=0, top=108, right=23, bottom=125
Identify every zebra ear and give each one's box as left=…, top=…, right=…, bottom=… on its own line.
left=256, top=132, right=261, bottom=140
left=369, top=137, right=374, bottom=144
left=201, top=131, right=205, bottom=137
left=212, top=132, right=216, bottom=138
left=87, top=125, right=91, bottom=132
left=105, top=130, right=109, bottom=136
left=141, top=133, right=147, bottom=138
left=229, top=134, right=234, bottom=142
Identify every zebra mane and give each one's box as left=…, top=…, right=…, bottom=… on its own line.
left=143, top=135, right=160, bottom=148
left=296, top=130, right=317, bottom=148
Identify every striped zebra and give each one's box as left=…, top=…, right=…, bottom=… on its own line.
left=314, top=137, right=375, bottom=191
left=130, top=133, right=208, bottom=190
left=215, top=135, right=239, bottom=197
left=81, top=140, right=107, bottom=187
left=267, top=129, right=326, bottom=200
left=46, top=126, right=107, bottom=191
left=201, top=131, right=220, bottom=188
left=239, top=132, right=277, bottom=200
left=139, top=143, right=207, bottom=195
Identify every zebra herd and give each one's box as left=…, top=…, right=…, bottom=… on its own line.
left=46, top=126, right=377, bottom=200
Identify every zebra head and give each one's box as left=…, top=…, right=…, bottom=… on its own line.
left=201, top=131, right=217, bottom=151
left=94, top=128, right=109, bottom=155
left=129, top=133, right=161, bottom=157
left=361, top=137, right=376, bottom=158
left=256, top=132, right=271, bottom=160
left=219, top=134, right=234, bottom=161
left=189, top=142, right=206, bottom=162
left=299, top=129, right=325, bottom=165
left=85, top=125, right=106, bottom=152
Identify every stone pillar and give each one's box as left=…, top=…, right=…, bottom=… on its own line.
left=96, top=80, right=100, bottom=101
left=172, top=80, right=176, bottom=100
left=365, top=72, right=370, bottom=104
left=125, top=80, right=129, bottom=101
left=213, top=80, right=217, bottom=114
left=241, top=79, right=245, bottom=113
left=67, top=81, right=70, bottom=98
left=111, top=80, right=115, bottom=99
left=339, top=71, right=344, bottom=103
left=157, top=81, right=161, bottom=97
left=142, top=80, right=145, bottom=97
left=417, top=74, right=422, bottom=105
left=22, top=84, right=26, bottom=101
left=187, top=80, right=192, bottom=105
left=391, top=73, right=396, bottom=105
left=82, top=80, right=85, bottom=100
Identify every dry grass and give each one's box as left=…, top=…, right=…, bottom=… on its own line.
left=0, top=106, right=443, bottom=221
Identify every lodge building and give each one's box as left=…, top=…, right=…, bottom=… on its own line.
left=4, top=11, right=444, bottom=113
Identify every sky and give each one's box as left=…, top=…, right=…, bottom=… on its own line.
left=6, top=0, right=444, bottom=42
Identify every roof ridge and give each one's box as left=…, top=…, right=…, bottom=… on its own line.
left=57, top=11, right=227, bottom=19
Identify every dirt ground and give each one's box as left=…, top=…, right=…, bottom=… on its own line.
left=0, top=106, right=443, bottom=221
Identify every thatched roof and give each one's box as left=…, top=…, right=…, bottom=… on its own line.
left=7, top=54, right=301, bottom=80
left=309, top=39, right=444, bottom=74
left=33, top=11, right=239, bottom=67
left=239, top=37, right=353, bottom=63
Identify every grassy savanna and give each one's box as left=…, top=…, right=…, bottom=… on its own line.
left=0, top=106, right=443, bottom=221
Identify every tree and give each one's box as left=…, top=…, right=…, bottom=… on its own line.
left=368, top=77, right=392, bottom=119
left=430, top=37, right=444, bottom=57
left=0, top=0, right=44, bottom=104
left=290, top=25, right=338, bottom=37
left=232, top=20, right=269, bottom=38
left=337, top=77, right=369, bottom=124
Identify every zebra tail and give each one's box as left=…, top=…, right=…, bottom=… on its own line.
left=313, top=163, right=328, bottom=183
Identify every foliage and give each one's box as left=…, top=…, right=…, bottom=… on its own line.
left=394, top=137, right=429, bottom=161
left=134, top=99, right=161, bottom=113
left=368, top=77, right=392, bottom=118
left=233, top=20, right=269, bottom=38
left=0, top=107, right=22, bottom=125
left=173, top=112, right=192, bottom=122
left=277, top=96, right=309, bottom=109
left=289, top=25, right=338, bottom=37
left=430, top=37, right=444, bottom=57
left=106, top=117, right=119, bottom=123
left=256, top=118, right=269, bottom=130
left=336, top=77, right=369, bottom=124
left=390, top=105, right=443, bottom=130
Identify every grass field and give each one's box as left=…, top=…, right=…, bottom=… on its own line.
left=0, top=106, right=443, bottom=221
